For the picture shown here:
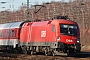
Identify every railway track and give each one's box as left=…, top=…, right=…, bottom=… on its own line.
left=0, top=50, right=90, bottom=60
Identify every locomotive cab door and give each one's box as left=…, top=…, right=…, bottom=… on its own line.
left=48, top=25, right=56, bottom=48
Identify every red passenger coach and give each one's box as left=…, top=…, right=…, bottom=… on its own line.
left=0, top=21, right=25, bottom=49
left=20, top=19, right=81, bottom=56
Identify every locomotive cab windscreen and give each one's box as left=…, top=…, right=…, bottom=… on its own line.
left=60, top=24, right=78, bottom=36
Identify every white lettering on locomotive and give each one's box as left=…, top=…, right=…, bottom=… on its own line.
left=66, top=39, right=73, bottom=42
left=41, top=30, right=46, bottom=37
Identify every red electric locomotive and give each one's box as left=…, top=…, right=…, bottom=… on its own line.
left=20, top=19, right=81, bottom=56
left=0, top=17, right=81, bottom=56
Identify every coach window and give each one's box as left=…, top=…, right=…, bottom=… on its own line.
left=12, top=30, right=15, bottom=37
left=52, top=25, right=56, bottom=32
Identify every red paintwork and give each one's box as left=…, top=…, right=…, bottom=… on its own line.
left=20, top=19, right=80, bottom=44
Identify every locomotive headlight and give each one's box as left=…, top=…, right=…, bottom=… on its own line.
left=57, top=36, right=60, bottom=41
left=77, top=38, right=80, bottom=43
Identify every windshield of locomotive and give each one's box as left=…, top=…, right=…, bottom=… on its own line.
left=60, top=24, right=78, bottom=36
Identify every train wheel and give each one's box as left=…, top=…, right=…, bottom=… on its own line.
left=30, top=51, right=33, bottom=55
left=21, top=46, right=27, bottom=54
left=52, top=52, right=55, bottom=56
left=45, top=51, right=52, bottom=56
left=52, top=53, right=55, bottom=56
left=45, top=52, right=51, bottom=56
left=45, top=50, right=48, bottom=56
left=45, top=53, right=48, bottom=56
left=45, top=50, right=50, bottom=56
left=51, top=50, right=55, bottom=56
left=23, top=49, right=27, bottom=54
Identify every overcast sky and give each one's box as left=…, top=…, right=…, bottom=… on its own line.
left=0, top=0, right=69, bottom=11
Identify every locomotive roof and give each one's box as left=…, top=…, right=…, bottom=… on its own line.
left=30, top=19, right=77, bottom=27
left=0, top=21, right=24, bottom=29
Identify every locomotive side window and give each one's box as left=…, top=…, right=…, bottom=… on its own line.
left=52, top=25, right=56, bottom=32
left=60, top=24, right=77, bottom=36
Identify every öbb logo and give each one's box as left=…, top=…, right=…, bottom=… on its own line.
left=41, top=30, right=46, bottom=37
left=66, top=39, right=73, bottom=42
